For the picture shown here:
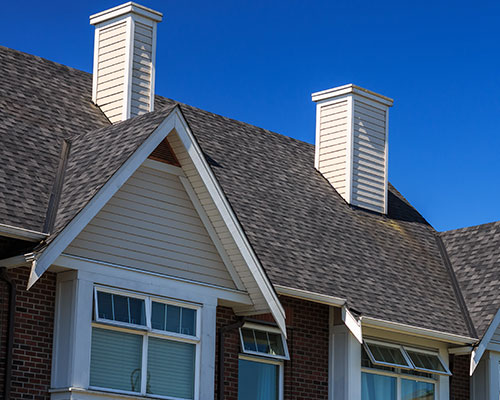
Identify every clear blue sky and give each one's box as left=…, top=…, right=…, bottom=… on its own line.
left=2, top=0, right=499, bottom=231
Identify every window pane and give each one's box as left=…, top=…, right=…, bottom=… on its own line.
left=401, top=378, right=435, bottom=400
left=406, top=350, right=446, bottom=373
left=90, top=328, right=143, bottom=392
left=362, top=348, right=394, bottom=372
left=147, top=337, right=195, bottom=399
left=129, top=297, right=146, bottom=326
left=241, top=328, right=257, bottom=352
left=152, top=302, right=166, bottom=331
left=362, top=372, right=396, bottom=400
left=166, top=305, right=181, bottom=333
left=181, top=308, right=196, bottom=336
left=268, top=332, right=285, bottom=356
left=113, top=294, right=130, bottom=323
left=97, top=291, right=113, bottom=320
left=238, top=359, right=279, bottom=400
left=365, top=342, right=410, bottom=368
left=255, top=330, right=270, bottom=353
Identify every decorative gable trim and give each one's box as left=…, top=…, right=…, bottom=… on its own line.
left=470, top=307, right=500, bottom=375
left=28, top=107, right=286, bottom=334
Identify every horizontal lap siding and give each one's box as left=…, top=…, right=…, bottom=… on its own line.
left=66, top=163, right=235, bottom=289
left=492, top=325, right=500, bottom=344
left=96, top=21, right=128, bottom=123
left=318, top=100, right=349, bottom=197
left=351, top=100, right=387, bottom=213
left=168, top=132, right=269, bottom=313
left=130, top=21, right=153, bottom=116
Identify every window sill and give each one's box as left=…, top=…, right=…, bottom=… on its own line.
left=50, top=387, right=182, bottom=400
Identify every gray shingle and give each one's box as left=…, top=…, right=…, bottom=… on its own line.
left=441, top=221, right=500, bottom=338
left=0, top=47, right=477, bottom=338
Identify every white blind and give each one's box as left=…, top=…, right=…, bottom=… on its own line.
left=147, top=337, right=195, bottom=399
left=90, top=328, right=143, bottom=392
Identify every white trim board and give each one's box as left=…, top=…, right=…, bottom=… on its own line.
left=28, top=107, right=286, bottom=334
left=471, top=307, right=500, bottom=375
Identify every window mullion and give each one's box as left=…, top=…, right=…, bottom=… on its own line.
left=141, top=334, right=148, bottom=395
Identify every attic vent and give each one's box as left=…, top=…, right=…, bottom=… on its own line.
left=90, top=2, right=162, bottom=123
left=148, top=138, right=180, bottom=166
left=312, top=84, right=393, bottom=214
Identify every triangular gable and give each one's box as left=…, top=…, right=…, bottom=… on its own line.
left=64, top=158, right=241, bottom=289
left=28, top=107, right=286, bottom=333
left=471, top=307, right=500, bottom=375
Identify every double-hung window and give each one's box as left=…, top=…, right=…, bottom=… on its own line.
left=237, top=322, right=289, bottom=400
left=90, top=287, right=200, bottom=400
left=361, top=339, right=451, bottom=400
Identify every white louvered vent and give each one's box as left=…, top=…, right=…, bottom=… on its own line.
left=90, top=2, right=162, bottom=123
left=312, top=84, right=393, bottom=214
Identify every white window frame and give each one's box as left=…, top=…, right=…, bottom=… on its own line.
left=364, top=339, right=451, bottom=376
left=239, top=322, right=290, bottom=361
left=363, top=339, right=413, bottom=370
left=238, top=354, right=284, bottom=400
left=90, top=285, right=201, bottom=400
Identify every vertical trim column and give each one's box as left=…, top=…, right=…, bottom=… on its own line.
left=329, top=309, right=361, bottom=400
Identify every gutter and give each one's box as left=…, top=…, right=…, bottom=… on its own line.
left=0, top=224, right=48, bottom=242
left=274, top=285, right=477, bottom=345
left=0, top=268, right=16, bottom=399
left=362, top=316, right=478, bottom=345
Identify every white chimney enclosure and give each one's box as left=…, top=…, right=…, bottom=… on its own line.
left=90, top=2, right=162, bottom=123
left=312, top=84, right=393, bottom=214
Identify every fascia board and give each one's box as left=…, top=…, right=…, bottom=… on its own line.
left=90, top=2, right=162, bottom=25
left=27, top=112, right=177, bottom=289
left=470, top=307, right=500, bottom=375
left=362, top=316, right=478, bottom=345
left=0, top=223, right=48, bottom=242
left=171, top=108, right=287, bottom=336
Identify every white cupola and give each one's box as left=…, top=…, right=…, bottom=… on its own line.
left=312, top=84, right=393, bottom=214
left=90, top=2, right=162, bottom=123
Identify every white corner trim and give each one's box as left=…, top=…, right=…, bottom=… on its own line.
left=179, top=175, right=245, bottom=291
left=0, top=223, right=48, bottom=242
left=171, top=109, right=287, bottom=336
left=343, top=306, right=362, bottom=343
left=274, top=285, right=346, bottom=307
left=362, top=316, right=478, bottom=345
left=470, top=307, right=500, bottom=375
left=28, top=114, right=177, bottom=289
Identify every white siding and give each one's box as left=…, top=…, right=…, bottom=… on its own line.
left=130, top=21, right=153, bottom=117
left=351, top=99, right=387, bottom=213
left=66, top=163, right=236, bottom=289
left=317, top=99, right=350, bottom=198
left=168, top=131, right=271, bottom=314
left=95, top=21, right=128, bottom=123
left=492, top=324, right=500, bottom=344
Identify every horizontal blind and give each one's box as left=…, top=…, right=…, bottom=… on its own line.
left=147, top=337, right=195, bottom=399
left=90, top=328, right=143, bottom=392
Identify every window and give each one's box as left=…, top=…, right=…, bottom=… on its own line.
left=237, top=323, right=288, bottom=400
left=90, top=287, right=199, bottom=400
left=361, top=340, right=450, bottom=400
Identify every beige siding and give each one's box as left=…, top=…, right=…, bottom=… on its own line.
left=130, top=21, right=153, bottom=117
left=317, top=99, right=349, bottom=198
left=351, top=100, right=387, bottom=213
left=66, top=162, right=236, bottom=289
left=168, top=132, right=270, bottom=314
left=95, top=21, right=128, bottom=123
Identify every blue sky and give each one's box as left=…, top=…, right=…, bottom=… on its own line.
left=2, top=0, right=499, bottom=231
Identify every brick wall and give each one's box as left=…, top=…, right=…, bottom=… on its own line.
left=0, top=267, right=56, bottom=399
left=215, top=296, right=330, bottom=400
left=450, top=353, right=470, bottom=400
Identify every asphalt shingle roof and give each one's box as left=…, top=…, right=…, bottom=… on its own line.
left=441, top=221, right=500, bottom=338
left=0, top=46, right=478, bottom=338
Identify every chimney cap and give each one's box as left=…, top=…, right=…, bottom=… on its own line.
left=311, top=84, right=393, bottom=107
left=90, top=2, right=163, bottom=25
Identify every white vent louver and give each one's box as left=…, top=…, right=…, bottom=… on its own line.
left=90, top=2, right=162, bottom=123
left=312, top=84, right=393, bottom=214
